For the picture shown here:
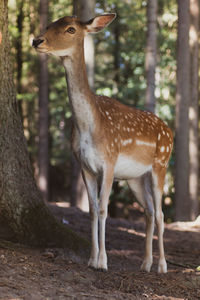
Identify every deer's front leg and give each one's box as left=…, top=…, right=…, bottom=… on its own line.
left=82, top=169, right=99, bottom=269
left=98, top=166, right=114, bottom=271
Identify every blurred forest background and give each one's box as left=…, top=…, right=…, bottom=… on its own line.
left=7, top=0, right=200, bottom=223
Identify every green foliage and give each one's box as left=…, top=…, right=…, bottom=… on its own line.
left=95, top=1, right=147, bottom=108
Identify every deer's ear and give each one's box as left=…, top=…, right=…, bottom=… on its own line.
left=84, top=13, right=116, bottom=33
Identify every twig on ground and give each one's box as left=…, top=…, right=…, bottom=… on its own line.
left=166, top=259, right=196, bottom=269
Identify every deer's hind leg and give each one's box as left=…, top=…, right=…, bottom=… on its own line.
left=152, top=166, right=167, bottom=273
left=127, top=173, right=155, bottom=272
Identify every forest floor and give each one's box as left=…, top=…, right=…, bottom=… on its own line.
left=0, top=203, right=200, bottom=300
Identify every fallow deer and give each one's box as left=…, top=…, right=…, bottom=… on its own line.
left=33, top=13, right=173, bottom=273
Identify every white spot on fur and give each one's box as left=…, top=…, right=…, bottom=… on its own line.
left=136, top=140, right=156, bottom=147
left=122, top=139, right=132, bottom=146
left=136, top=132, right=142, bottom=136
left=160, top=146, right=165, bottom=152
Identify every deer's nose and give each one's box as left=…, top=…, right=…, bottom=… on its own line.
left=32, top=38, right=44, bottom=48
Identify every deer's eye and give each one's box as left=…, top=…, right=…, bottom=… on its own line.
left=66, top=27, right=76, bottom=34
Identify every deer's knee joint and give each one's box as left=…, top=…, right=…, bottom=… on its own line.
left=155, top=210, right=164, bottom=222
left=90, top=205, right=98, bottom=215
left=90, top=210, right=98, bottom=221
left=145, top=207, right=154, bottom=222
left=99, top=209, right=107, bottom=219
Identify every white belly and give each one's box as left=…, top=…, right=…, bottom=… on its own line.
left=114, top=154, right=152, bottom=180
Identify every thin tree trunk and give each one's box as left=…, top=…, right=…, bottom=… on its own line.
left=113, top=7, right=120, bottom=90
left=70, top=0, right=95, bottom=211
left=108, top=5, right=120, bottom=216
left=38, top=0, right=49, bottom=202
left=0, top=0, right=88, bottom=252
left=189, top=0, right=199, bottom=220
left=145, top=0, right=157, bottom=113
left=16, top=0, right=24, bottom=118
left=73, top=0, right=95, bottom=88
left=175, top=0, right=190, bottom=221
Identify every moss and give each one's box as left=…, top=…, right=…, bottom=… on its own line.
left=19, top=202, right=90, bottom=253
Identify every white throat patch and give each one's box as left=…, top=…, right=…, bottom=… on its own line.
left=50, top=48, right=74, bottom=57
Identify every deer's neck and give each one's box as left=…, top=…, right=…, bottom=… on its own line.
left=62, top=45, right=95, bottom=132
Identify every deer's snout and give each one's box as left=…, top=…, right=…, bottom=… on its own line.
left=32, top=38, right=44, bottom=48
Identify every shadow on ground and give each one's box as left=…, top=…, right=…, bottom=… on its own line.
left=0, top=204, right=199, bottom=300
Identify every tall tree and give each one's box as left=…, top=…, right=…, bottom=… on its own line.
left=189, top=0, right=199, bottom=220
left=16, top=0, right=24, bottom=118
left=0, top=0, right=87, bottom=251
left=175, top=0, right=190, bottom=221
left=73, top=0, right=95, bottom=88
left=70, top=0, right=95, bottom=211
left=38, top=0, right=49, bottom=202
left=145, top=0, right=157, bottom=113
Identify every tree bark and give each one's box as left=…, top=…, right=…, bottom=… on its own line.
left=70, top=0, right=95, bottom=211
left=0, top=0, right=88, bottom=252
left=16, top=0, right=24, bottom=118
left=145, top=0, right=157, bottom=113
left=175, top=0, right=190, bottom=221
left=38, top=0, right=49, bottom=202
left=113, top=6, right=120, bottom=90
left=189, top=0, right=199, bottom=220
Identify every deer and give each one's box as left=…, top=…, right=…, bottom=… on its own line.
left=33, top=13, right=173, bottom=274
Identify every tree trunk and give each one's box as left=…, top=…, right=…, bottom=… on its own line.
left=70, top=0, right=95, bottom=211
left=38, top=0, right=49, bottom=202
left=73, top=0, right=95, bottom=88
left=189, top=0, right=199, bottom=220
left=16, top=0, right=24, bottom=118
left=145, top=0, right=157, bottom=113
left=175, top=0, right=190, bottom=221
left=0, top=0, right=88, bottom=252
left=113, top=6, right=120, bottom=91
left=108, top=5, right=120, bottom=216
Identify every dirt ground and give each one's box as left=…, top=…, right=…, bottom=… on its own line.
left=0, top=203, right=200, bottom=300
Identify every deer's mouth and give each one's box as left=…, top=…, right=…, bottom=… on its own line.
left=32, top=38, right=44, bottom=48
left=32, top=38, right=50, bottom=53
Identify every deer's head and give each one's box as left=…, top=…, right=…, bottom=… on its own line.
left=32, top=14, right=116, bottom=57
